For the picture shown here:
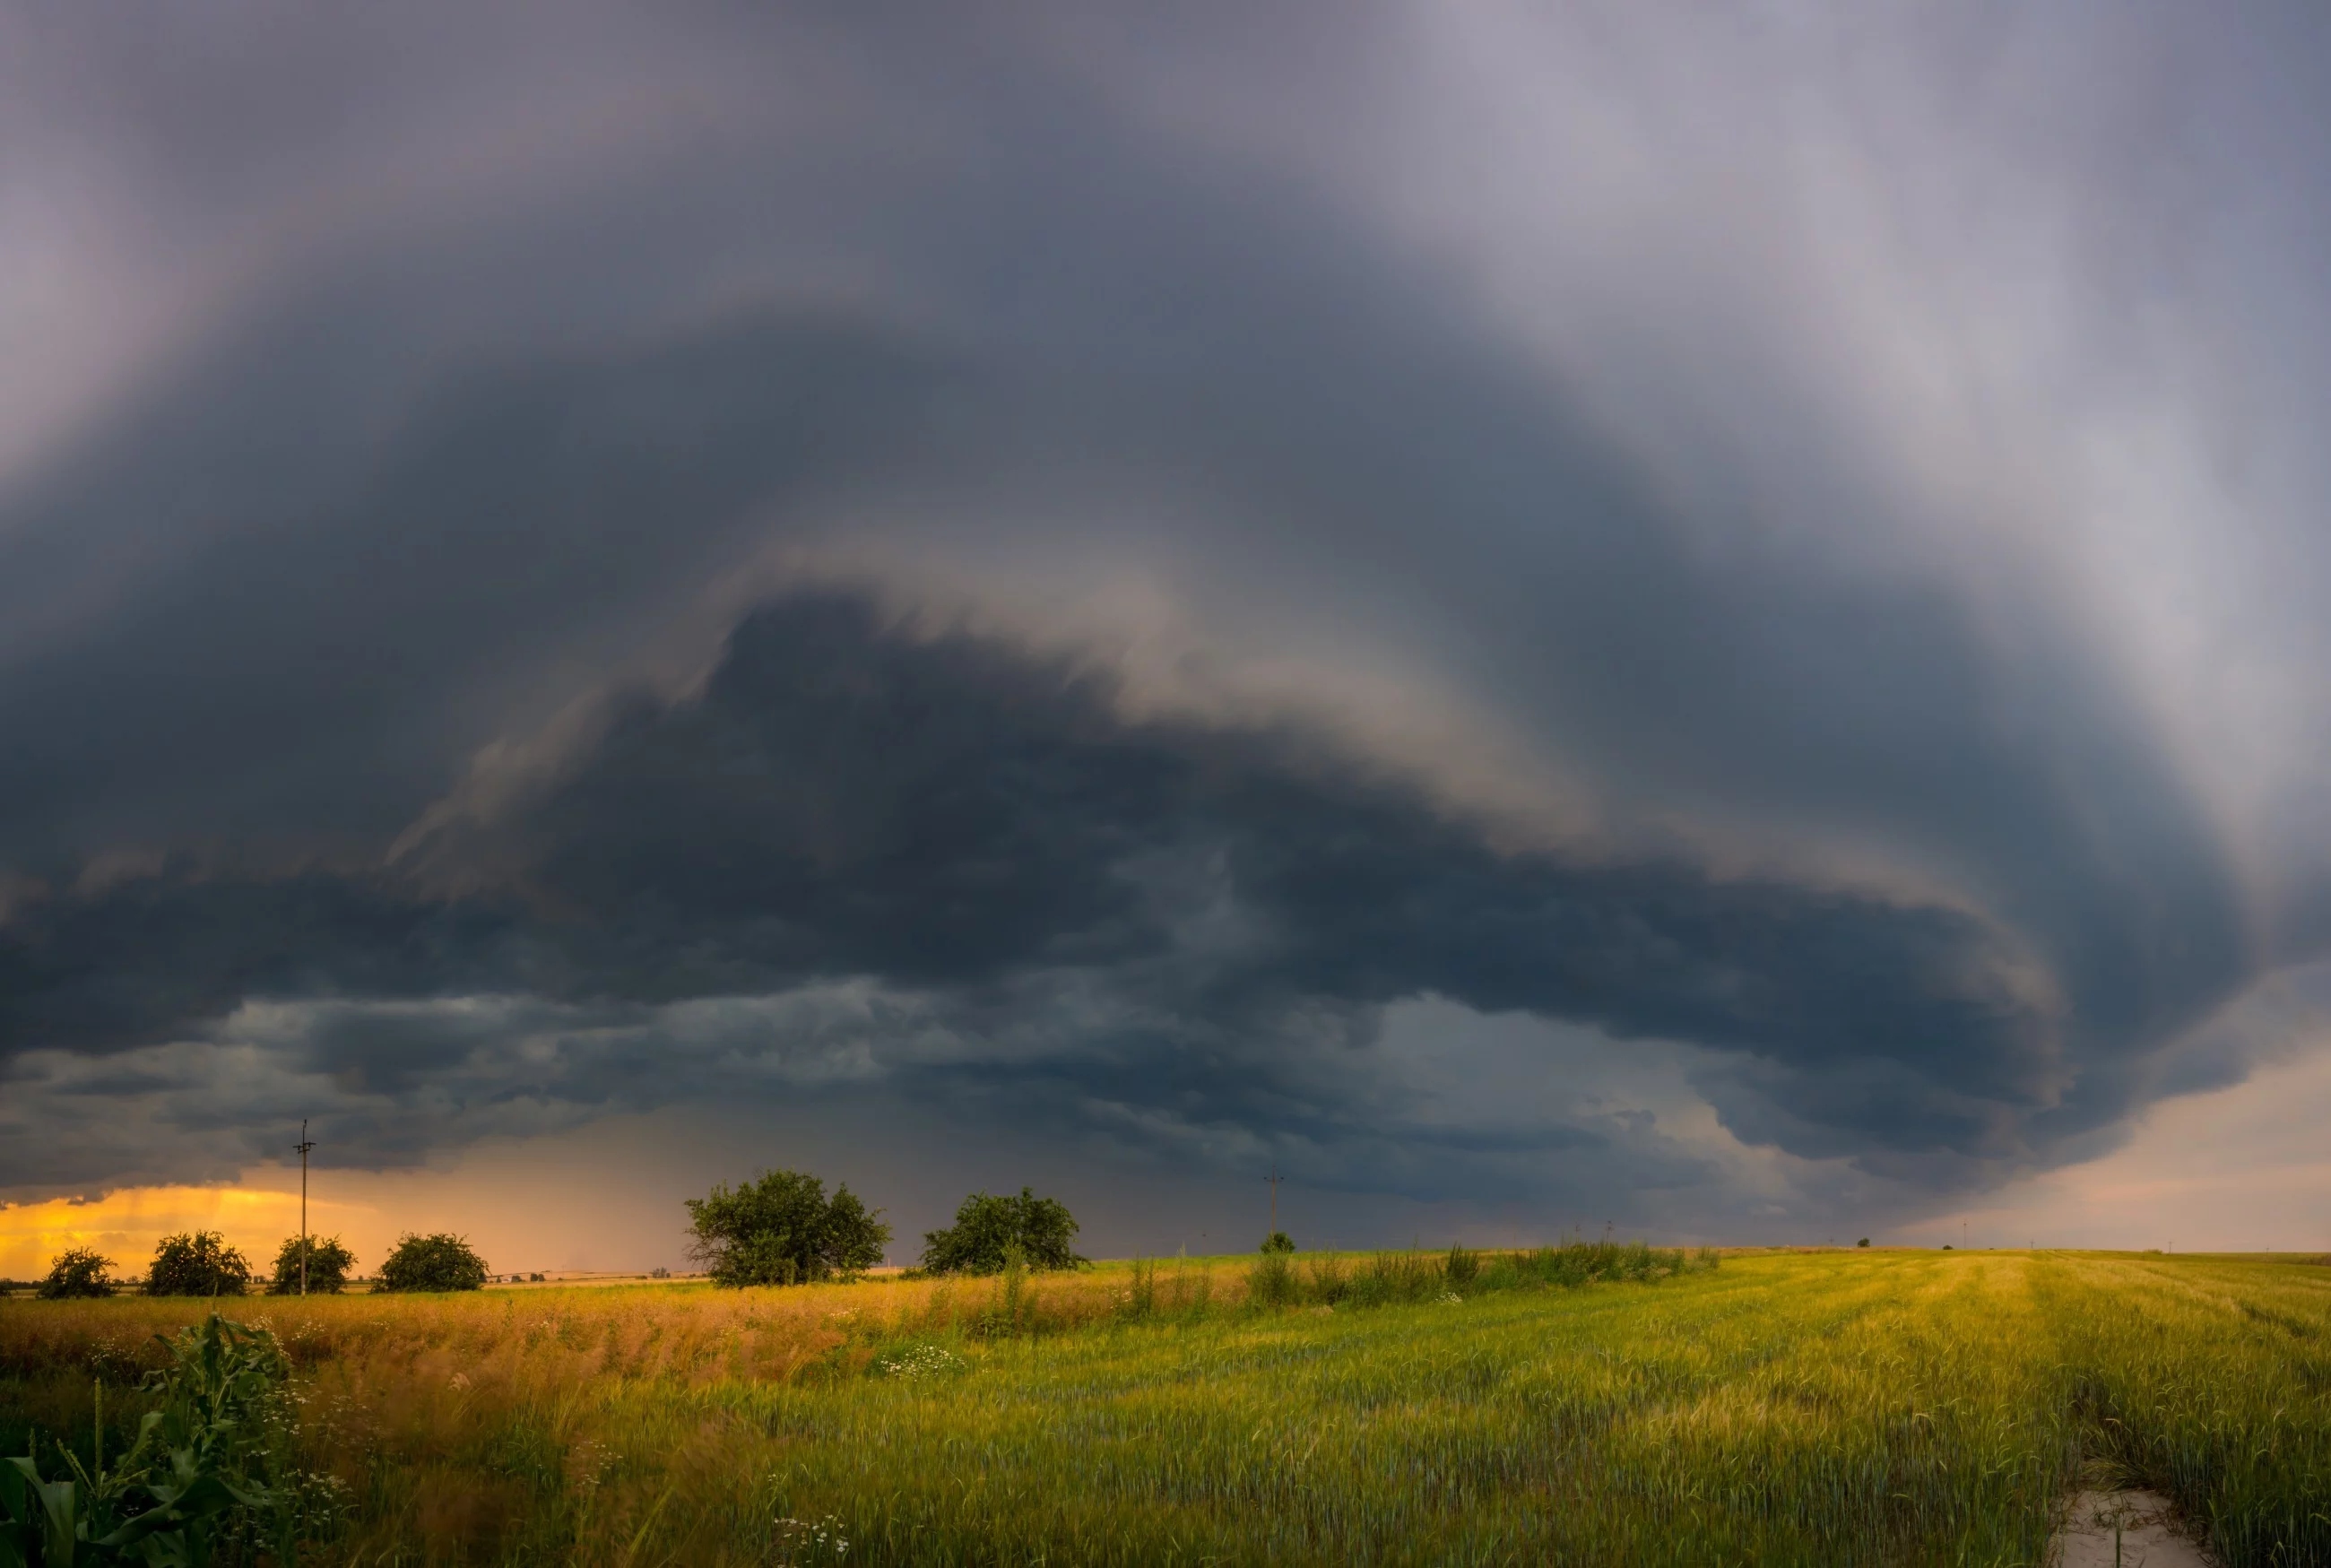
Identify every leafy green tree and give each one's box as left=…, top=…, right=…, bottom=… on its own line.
left=376, top=1232, right=489, bottom=1292
left=921, top=1187, right=1086, bottom=1274
left=144, top=1231, right=251, bottom=1296
left=687, top=1169, right=891, bottom=1286
left=37, top=1245, right=116, bottom=1298
left=267, top=1233, right=357, bottom=1294
left=1260, top=1231, right=1295, bottom=1255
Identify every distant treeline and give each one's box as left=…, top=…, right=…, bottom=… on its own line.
left=23, top=1230, right=492, bottom=1297
left=9, top=1168, right=1735, bottom=1303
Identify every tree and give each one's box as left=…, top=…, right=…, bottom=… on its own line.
left=268, top=1234, right=357, bottom=1294
left=921, top=1187, right=1086, bottom=1275
left=145, top=1231, right=252, bottom=1296
left=687, top=1169, right=891, bottom=1286
left=37, top=1245, right=116, bottom=1299
left=1260, top=1232, right=1295, bottom=1255
left=1857, top=1237, right=1871, bottom=1248
left=376, top=1232, right=489, bottom=1292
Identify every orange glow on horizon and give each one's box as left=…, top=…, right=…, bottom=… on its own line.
left=4, top=1120, right=708, bottom=1283
left=0, top=1172, right=377, bottom=1281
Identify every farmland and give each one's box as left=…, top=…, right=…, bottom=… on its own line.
left=4, top=1248, right=2327, bottom=1565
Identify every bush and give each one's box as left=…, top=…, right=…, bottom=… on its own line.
left=1260, top=1231, right=1295, bottom=1254
left=1240, top=1239, right=1726, bottom=1317
left=376, top=1232, right=489, bottom=1292
left=922, top=1187, right=1086, bottom=1275
left=1858, top=1237, right=1870, bottom=1248
left=1347, top=1249, right=1443, bottom=1305
left=267, top=1233, right=356, bottom=1294
left=687, top=1169, right=891, bottom=1287
left=145, top=1231, right=251, bottom=1296
left=1304, top=1251, right=1351, bottom=1304
left=1248, top=1250, right=1299, bottom=1305
left=1493, top=1238, right=1699, bottom=1287
left=37, top=1246, right=116, bottom=1299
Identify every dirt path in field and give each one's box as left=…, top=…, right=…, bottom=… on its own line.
left=2055, top=1491, right=2214, bottom=1567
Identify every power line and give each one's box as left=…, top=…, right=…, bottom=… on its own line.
left=293, top=1120, right=316, bottom=1297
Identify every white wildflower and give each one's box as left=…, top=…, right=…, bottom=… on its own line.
left=871, top=1342, right=965, bottom=1380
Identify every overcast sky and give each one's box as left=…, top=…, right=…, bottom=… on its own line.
left=4, top=2, right=2329, bottom=1263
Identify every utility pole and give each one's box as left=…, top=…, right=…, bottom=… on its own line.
left=294, top=1121, right=316, bottom=1296
left=1266, top=1165, right=1282, bottom=1237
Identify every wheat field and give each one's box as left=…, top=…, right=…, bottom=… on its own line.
left=4, top=1249, right=2327, bottom=1565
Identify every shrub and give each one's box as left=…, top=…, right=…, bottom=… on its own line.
left=1248, top=1250, right=1299, bottom=1306
left=1122, top=1257, right=1159, bottom=1318
left=145, top=1231, right=252, bottom=1296
left=687, top=1169, right=891, bottom=1287
left=1347, top=1249, right=1442, bottom=1305
left=267, top=1233, right=356, bottom=1294
left=1858, top=1237, right=1870, bottom=1248
left=376, top=1232, right=489, bottom=1292
left=922, top=1187, right=1086, bottom=1275
left=37, top=1246, right=116, bottom=1299
left=1304, top=1251, right=1351, bottom=1304
left=1444, top=1243, right=1480, bottom=1288
left=1260, top=1231, right=1295, bottom=1254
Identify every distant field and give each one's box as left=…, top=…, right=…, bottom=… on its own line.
left=4, top=1250, right=2327, bottom=1565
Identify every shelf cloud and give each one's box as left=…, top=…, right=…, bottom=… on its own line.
left=4, top=3, right=2329, bottom=1243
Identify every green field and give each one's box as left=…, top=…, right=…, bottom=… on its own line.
left=4, top=1248, right=2327, bottom=1564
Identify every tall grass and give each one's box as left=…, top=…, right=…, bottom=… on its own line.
left=2041, top=1255, right=2331, bottom=1564
left=2, top=1250, right=2323, bottom=1564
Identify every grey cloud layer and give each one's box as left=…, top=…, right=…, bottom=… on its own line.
left=0, top=594, right=2212, bottom=1203
left=3, top=3, right=2327, bottom=1228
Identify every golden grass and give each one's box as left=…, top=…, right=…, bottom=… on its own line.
left=4, top=1250, right=2326, bottom=1565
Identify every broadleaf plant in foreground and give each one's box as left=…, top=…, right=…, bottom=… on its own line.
left=0, top=1312, right=319, bottom=1565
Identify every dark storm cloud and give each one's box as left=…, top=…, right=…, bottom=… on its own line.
left=3, top=3, right=2327, bottom=1227
left=5, top=593, right=2079, bottom=1192
left=0, top=309, right=967, bottom=866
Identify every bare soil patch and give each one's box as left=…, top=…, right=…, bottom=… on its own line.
left=2058, top=1491, right=2214, bottom=1568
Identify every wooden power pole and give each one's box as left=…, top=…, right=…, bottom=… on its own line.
left=1266, top=1165, right=1282, bottom=1237
left=294, top=1121, right=316, bottom=1296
